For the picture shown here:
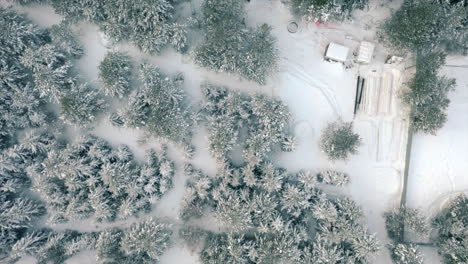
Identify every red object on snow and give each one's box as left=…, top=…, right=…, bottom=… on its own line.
left=315, top=21, right=322, bottom=26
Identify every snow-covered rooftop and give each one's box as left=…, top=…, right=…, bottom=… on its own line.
left=357, top=41, right=375, bottom=64
left=325, top=42, right=349, bottom=63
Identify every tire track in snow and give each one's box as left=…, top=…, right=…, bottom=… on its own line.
left=282, top=58, right=342, bottom=118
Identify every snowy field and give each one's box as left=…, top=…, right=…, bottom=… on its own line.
left=5, top=0, right=460, bottom=263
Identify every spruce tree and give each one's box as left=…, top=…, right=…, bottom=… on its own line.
left=120, top=218, right=172, bottom=263
left=195, top=0, right=278, bottom=84
left=402, top=51, right=456, bottom=134
left=98, top=51, right=133, bottom=98
left=432, top=194, right=467, bottom=263
left=291, top=0, right=369, bottom=22
left=320, top=121, right=362, bottom=161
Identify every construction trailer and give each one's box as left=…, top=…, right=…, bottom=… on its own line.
left=325, top=42, right=349, bottom=63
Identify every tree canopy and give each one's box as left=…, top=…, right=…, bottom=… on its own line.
left=320, top=121, right=362, bottom=161
left=383, top=0, right=467, bottom=53
left=291, top=0, right=369, bottom=22
left=402, top=52, right=456, bottom=134
left=195, top=0, right=278, bottom=84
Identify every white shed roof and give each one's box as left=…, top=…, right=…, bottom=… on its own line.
left=325, top=42, right=349, bottom=62
left=357, top=41, right=375, bottom=64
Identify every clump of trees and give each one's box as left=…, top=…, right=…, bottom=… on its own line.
left=27, top=134, right=175, bottom=223
left=317, top=170, right=349, bottom=186
left=119, top=218, right=172, bottom=263
left=384, top=207, right=428, bottom=264
left=385, top=207, right=429, bottom=242
left=202, top=84, right=291, bottom=164
left=5, top=218, right=171, bottom=264
left=432, top=194, right=467, bottom=263
left=0, top=5, right=182, bottom=264
left=21, top=43, right=108, bottom=127
left=0, top=131, right=57, bottom=260
left=195, top=0, right=278, bottom=84
left=0, top=7, right=51, bottom=149
left=13, top=16, right=108, bottom=128
left=383, top=0, right=467, bottom=54
left=48, top=23, right=84, bottom=58
left=402, top=52, right=456, bottom=134
left=388, top=243, right=424, bottom=264
left=45, top=0, right=187, bottom=53
left=290, top=0, right=369, bottom=22
left=320, top=121, right=361, bottom=161
left=383, top=0, right=467, bottom=134
left=98, top=51, right=133, bottom=98
left=180, top=161, right=380, bottom=263
left=113, top=63, right=195, bottom=144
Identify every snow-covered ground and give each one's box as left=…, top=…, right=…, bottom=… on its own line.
left=406, top=56, right=468, bottom=260
left=407, top=57, right=468, bottom=214
left=6, top=0, right=455, bottom=263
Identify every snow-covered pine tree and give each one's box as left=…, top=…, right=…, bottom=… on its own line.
left=432, top=194, right=467, bottom=264
left=402, top=51, right=456, bottom=134
left=317, top=170, right=349, bottom=186
left=297, top=170, right=317, bottom=190
left=180, top=170, right=213, bottom=221
left=20, top=31, right=107, bottom=127
left=0, top=8, right=51, bottom=148
left=21, top=44, right=74, bottom=101
left=98, top=51, right=133, bottom=98
left=306, top=234, right=344, bottom=263
left=291, top=0, right=368, bottom=23
left=388, top=243, right=424, bottom=264
left=34, top=230, right=82, bottom=264
left=30, top=135, right=175, bottom=223
left=215, top=196, right=254, bottom=232
left=247, top=94, right=290, bottom=159
left=137, top=147, right=175, bottom=203
left=259, top=162, right=285, bottom=193
left=120, top=218, right=172, bottom=263
left=202, top=84, right=291, bottom=163
left=384, top=207, right=429, bottom=242
left=238, top=24, right=278, bottom=85
left=281, top=134, right=297, bottom=152
left=50, top=0, right=185, bottom=54
left=437, top=2, right=468, bottom=53
left=320, top=121, right=362, bottom=161
left=169, top=22, right=188, bottom=53
left=383, top=0, right=466, bottom=53
left=7, top=230, right=49, bottom=263
left=181, top=161, right=379, bottom=263
left=253, top=232, right=302, bottom=263
left=0, top=198, right=45, bottom=231
left=49, top=23, right=84, bottom=58
left=109, top=0, right=175, bottom=54
left=95, top=228, right=124, bottom=263
left=0, top=130, right=56, bottom=259
left=117, top=63, right=194, bottom=144
left=59, top=82, right=108, bottom=127
left=195, top=0, right=278, bottom=84
left=280, top=183, right=311, bottom=218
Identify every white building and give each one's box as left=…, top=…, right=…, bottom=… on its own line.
left=357, top=41, right=375, bottom=64
left=325, top=42, right=349, bottom=63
